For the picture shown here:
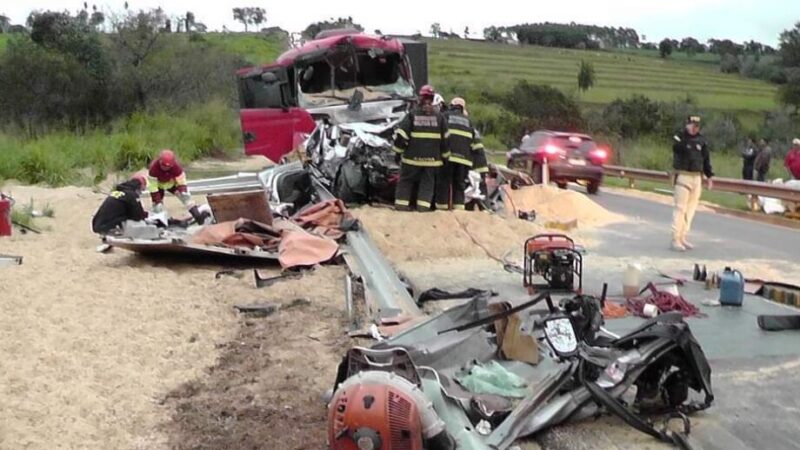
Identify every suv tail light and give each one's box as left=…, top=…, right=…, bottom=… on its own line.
left=544, top=144, right=561, bottom=155
left=590, top=148, right=609, bottom=162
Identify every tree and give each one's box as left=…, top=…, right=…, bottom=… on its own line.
left=779, top=69, right=800, bottom=113
left=659, top=38, right=673, bottom=58
left=0, top=14, right=10, bottom=33
left=577, top=60, right=595, bottom=92
left=185, top=11, right=195, bottom=32
left=302, top=17, right=363, bottom=40
left=111, top=9, right=169, bottom=108
left=484, top=26, right=502, bottom=42
left=430, top=22, right=441, bottom=38
left=679, top=37, right=704, bottom=56
left=232, top=7, right=265, bottom=32
left=779, top=22, right=800, bottom=68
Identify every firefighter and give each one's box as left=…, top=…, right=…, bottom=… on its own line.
left=671, top=115, right=713, bottom=252
left=393, top=85, right=447, bottom=211
left=435, top=97, right=484, bottom=210
left=91, top=172, right=148, bottom=235
left=148, top=149, right=209, bottom=224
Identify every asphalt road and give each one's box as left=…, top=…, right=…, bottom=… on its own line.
left=590, top=188, right=800, bottom=263
left=404, top=187, right=800, bottom=450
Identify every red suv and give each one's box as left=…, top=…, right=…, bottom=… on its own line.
left=506, top=131, right=609, bottom=194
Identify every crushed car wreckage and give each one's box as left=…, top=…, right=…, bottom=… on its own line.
left=328, top=293, right=714, bottom=450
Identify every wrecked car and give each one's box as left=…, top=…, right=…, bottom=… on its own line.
left=328, top=293, right=713, bottom=449
left=237, top=32, right=425, bottom=203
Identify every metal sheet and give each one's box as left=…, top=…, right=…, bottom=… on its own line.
left=0, top=254, right=23, bottom=267
left=106, top=237, right=279, bottom=261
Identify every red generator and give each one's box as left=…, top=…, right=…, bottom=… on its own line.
left=523, top=234, right=583, bottom=294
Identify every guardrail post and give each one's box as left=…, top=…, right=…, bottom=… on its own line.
left=628, top=177, right=635, bottom=189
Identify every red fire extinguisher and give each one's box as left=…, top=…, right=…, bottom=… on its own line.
left=0, top=193, right=14, bottom=237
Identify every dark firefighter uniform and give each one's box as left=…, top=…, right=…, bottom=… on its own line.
left=435, top=111, right=485, bottom=210
left=393, top=109, right=447, bottom=210
left=91, top=179, right=148, bottom=234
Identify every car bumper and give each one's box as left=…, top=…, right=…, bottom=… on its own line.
left=549, top=164, right=604, bottom=182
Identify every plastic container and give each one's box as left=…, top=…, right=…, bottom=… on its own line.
left=0, top=195, right=12, bottom=237
left=623, top=263, right=642, bottom=298
left=719, top=267, right=744, bottom=306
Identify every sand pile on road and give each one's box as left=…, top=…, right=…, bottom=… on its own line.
left=0, top=183, right=293, bottom=450
left=352, top=207, right=548, bottom=263
left=503, top=185, right=624, bottom=227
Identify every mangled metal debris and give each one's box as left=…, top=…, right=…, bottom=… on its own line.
left=328, top=292, right=714, bottom=449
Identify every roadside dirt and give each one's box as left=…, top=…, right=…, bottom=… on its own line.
left=160, top=266, right=348, bottom=450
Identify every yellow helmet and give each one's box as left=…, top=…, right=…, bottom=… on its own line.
left=450, top=97, right=468, bottom=116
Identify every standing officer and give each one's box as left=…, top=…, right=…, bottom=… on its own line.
left=393, top=85, right=447, bottom=211
left=671, top=115, right=713, bottom=252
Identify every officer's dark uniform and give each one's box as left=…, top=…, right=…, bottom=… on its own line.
left=672, top=129, right=713, bottom=178
left=435, top=110, right=485, bottom=210
left=393, top=107, right=447, bottom=211
left=91, top=180, right=148, bottom=234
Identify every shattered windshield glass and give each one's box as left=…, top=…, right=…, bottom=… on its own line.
left=298, top=50, right=414, bottom=108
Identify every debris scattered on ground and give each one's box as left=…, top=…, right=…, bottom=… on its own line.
left=234, top=303, right=279, bottom=317
left=0, top=254, right=23, bottom=267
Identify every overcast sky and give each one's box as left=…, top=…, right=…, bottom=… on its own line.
left=4, top=0, right=799, bottom=46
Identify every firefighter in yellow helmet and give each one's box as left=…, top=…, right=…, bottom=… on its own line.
left=392, top=85, right=447, bottom=211
left=435, top=97, right=485, bottom=210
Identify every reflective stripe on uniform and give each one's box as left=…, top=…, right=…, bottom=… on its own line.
left=673, top=135, right=682, bottom=142
left=448, top=155, right=473, bottom=167
left=411, top=132, right=442, bottom=140
left=392, top=146, right=405, bottom=154
left=417, top=200, right=432, bottom=208
left=471, top=143, right=485, bottom=150
left=394, top=199, right=410, bottom=206
left=442, top=151, right=452, bottom=159
left=475, top=166, right=489, bottom=173
left=454, top=204, right=466, bottom=210
left=395, top=129, right=409, bottom=140
left=401, top=158, right=443, bottom=167
left=446, top=129, right=473, bottom=139
left=436, top=203, right=450, bottom=210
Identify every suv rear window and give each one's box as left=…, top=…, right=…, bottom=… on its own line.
left=552, top=135, right=596, bottom=155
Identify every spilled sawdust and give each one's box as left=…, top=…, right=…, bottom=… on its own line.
left=503, top=185, right=625, bottom=227
left=352, top=186, right=621, bottom=265
left=0, top=182, right=338, bottom=450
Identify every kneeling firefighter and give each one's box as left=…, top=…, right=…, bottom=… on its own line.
left=148, top=149, right=209, bottom=224
left=91, top=172, right=148, bottom=235
left=393, top=85, right=447, bottom=212
left=435, top=97, right=485, bottom=210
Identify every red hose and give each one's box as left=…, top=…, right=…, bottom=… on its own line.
left=626, top=283, right=705, bottom=318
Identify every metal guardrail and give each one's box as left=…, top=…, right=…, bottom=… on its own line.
left=603, top=165, right=800, bottom=203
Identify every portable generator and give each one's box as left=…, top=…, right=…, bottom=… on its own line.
left=523, top=234, right=583, bottom=293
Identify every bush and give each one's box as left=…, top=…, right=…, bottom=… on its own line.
left=468, top=102, right=522, bottom=147
left=17, top=146, right=71, bottom=185
left=601, top=95, right=660, bottom=138
left=494, top=80, right=584, bottom=132
left=719, top=54, right=741, bottom=74
left=701, top=114, right=743, bottom=151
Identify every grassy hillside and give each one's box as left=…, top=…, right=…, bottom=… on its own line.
left=203, top=32, right=286, bottom=65
left=427, top=39, right=777, bottom=112
left=0, top=34, right=9, bottom=52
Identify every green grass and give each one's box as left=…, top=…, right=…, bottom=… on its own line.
left=603, top=177, right=750, bottom=210
left=203, top=32, right=285, bottom=65
left=0, top=99, right=241, bottom=186
left=428, top=39, right=778, bottom=112
left=0, top=34, right=9, bottom=52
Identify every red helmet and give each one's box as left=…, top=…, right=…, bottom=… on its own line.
left=158, top=149, right=176, bottom=170
left=419, top=84, right=435, bottom=98
left=132, top=171, right=148, bottom=190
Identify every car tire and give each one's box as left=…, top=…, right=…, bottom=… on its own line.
left=587, top=181, right=600, bottom=195
left=556, top=181, right=568, bottom=190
